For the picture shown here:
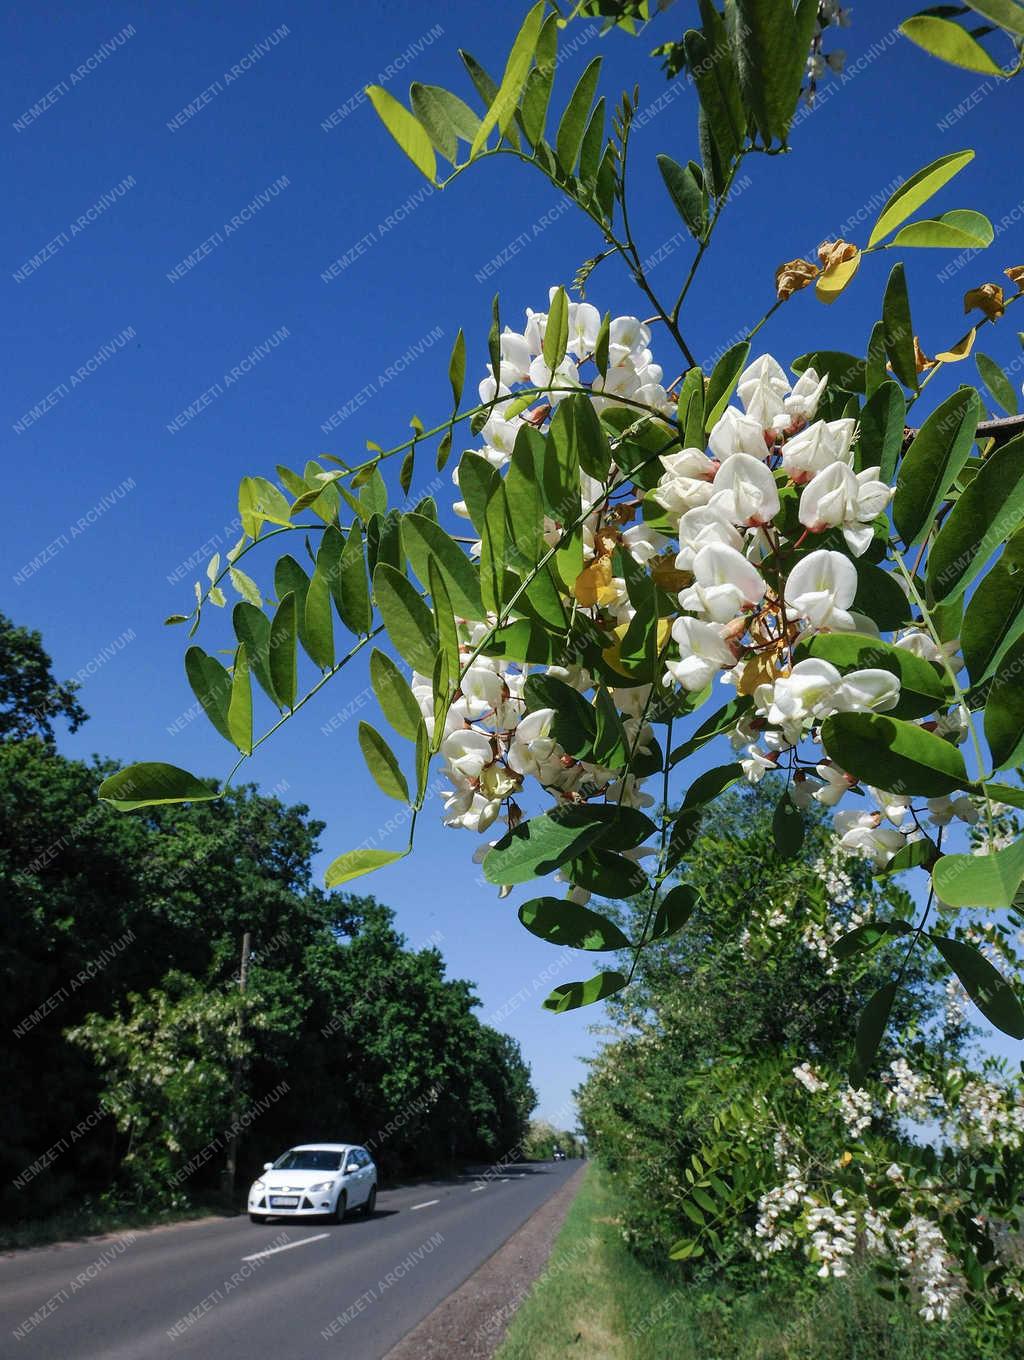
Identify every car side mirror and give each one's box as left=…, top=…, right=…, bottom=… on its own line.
left=263, top=1162, right=273, bottom=1171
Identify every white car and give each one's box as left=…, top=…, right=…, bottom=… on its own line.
left=248, top=1143, right=377, bottom=1224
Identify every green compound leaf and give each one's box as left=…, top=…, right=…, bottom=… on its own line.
left=367, top=85, right=436, bottom=182
left=324, top=846, right=407, bottom=888
left=928, top=433, right=1024, bottom=603
left=649, top=884, right=700, bottom=942
left=868, top=149, right=975, bottom=246
left=852, top=981, right=898, bottom=1084
left=542, top=969, right=627, bottom=1014
left=900, top=17, right=1007, bottom=76
left=373, top=563, right=436, bottom=676
left=358, top=721, right=409, bottom=803
left=932, top=835, right=1024, bottom=908
left=99, top=763, right=220, bottom=811
left=518, top=897, right=631, bottom=950
left=893, top=387, right=981, bottom=546
left=985, top=634, right=1024, bottom=769
left=932, top=935, right=1024, bottom=1038
left=821, top=712, right=970, bottom=797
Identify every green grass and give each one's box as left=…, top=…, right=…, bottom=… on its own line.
left=0, top=1198, right=231, bottom=1252
left=496, top=1166, right=979, bottom=1360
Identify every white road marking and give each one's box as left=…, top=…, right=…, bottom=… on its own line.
left=410, top=1199, right=440, bottom=1211
left=499, top=1178, right=510, bottom=1183
left=242, top=1233, right=330, bottom=1262
left=470, top=1184, right=486, bottom=1192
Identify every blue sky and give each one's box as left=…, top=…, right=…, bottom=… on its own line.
left=5, top=0, right=1024, bottom=1122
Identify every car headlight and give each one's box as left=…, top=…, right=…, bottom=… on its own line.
left=308, top=1180, right=335, bottom=1193
left=251, top=1179, right=266, bottom=1192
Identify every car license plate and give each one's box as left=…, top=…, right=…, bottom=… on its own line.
left=270, top=1196, right=299, bottom=1207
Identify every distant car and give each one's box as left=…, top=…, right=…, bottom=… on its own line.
left=552, top=1148, right=566, bottom=1161
left=248, top=1143, right=377, bottom=1224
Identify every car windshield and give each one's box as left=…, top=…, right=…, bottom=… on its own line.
left=272, top=1150, right=345, bottom=1172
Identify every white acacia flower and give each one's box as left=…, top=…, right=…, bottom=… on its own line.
left=498, top=330, right=532, bottom=384
left=755, top=658, right=841, bottom=725
left=442, top=728, right=494, bottom=780
left=755, top=658, right=900, bottom=725
left=664, top=616, right=736, bottom=691
left=674, top=504, right=744, bottom=571
left=678, top=542, right=767, bottom=622
left=708, top=405, right=770, bottom=461
left=523, top=307, right=546, bottom=352
left=446, top=791, right=502, bottom=832
left=528, top=354, right=579, bottom=402
left=654, top=448, right=715, bottom=514
left=737, top=354, right=790, bottom=428
left=566, top=301, right=602, bottom=358
left=460, top=660, right=505, bottom=719
left=784, top=549, right=858, bottom=631
left=867, top=788, right=910, bottom=827
left=894, top=628, right=959, bottom=668
left=799, top=463, right=892, bottom=557
left=833, top=810, right=906, bottom=867
left=608, top=314, right=651, bottom=362
left=927, top=794, right=979, bottom=826
left=813, top=762, right=855, bottom=806
left=793, top=1061, right=829, bottom=1094
left=507, top=707, right=562, bottom=779
left=790, top=774, right=824, bottom=808
left=612, top=684, right=652, bottom=720
left=480, top=411, right=523, bottom=464
left=710, top=453, right=781, bottom=526
left=621, top=522, right=669, bottom=564
left=831, top=668, right=901, bottom=714
left=782, top=367, right=828, bottom=425
left=730, top=714, right=763, bottom=751
left=741, top=749, right=777, bottom=782
left=606, top=772, right=654, bottom=808
left=781, top=418, right=856, bottom=483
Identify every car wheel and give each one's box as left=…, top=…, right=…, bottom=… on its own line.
left=249, top=1213, right=268, bottom=1224
left=361, top=1184, right=377, bottom=1217
left=331, top=1190, right=347, bottom=1224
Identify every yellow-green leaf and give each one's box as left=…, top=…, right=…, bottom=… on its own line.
left=227, top=643, right=253, bottom=755
left=99, top=763, right=220, bottom=811
left=900, top=15, right=1007, bottom=76
left=367, top=84, right=436, bottom=182
left=816, top=249, right=861, bottom=304
left=325, top=847, right=407, bottom=888
left=470, top=1, right=545, bottom=159
left=867, top=150, right=975, bottom=247
left=891, top=209, right=993, bottom=250
left=358, top=721, right=409, bottom=803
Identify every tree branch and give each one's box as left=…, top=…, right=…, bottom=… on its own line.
left=902, top=412, right=1024, bottom=452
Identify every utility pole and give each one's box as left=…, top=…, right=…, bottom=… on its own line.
left=223, top=930, right=251, bottom=1205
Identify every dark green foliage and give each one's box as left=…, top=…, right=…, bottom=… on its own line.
left=576, top=786, right=947, bottom=1271
left=0, top=724, right=534, bottom=1225
left=0, top=613, right=88, bottom=746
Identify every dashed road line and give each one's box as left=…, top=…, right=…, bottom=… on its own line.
left=410, top=1199, right=440, bottom=1211
left=242, top=1233, right=329, bottom=1262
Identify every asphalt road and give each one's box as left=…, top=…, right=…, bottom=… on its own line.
left=0, top=1160, right=580, bottom=1359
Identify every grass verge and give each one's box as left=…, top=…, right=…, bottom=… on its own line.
left=496, top=1164, right=979, bottom=1360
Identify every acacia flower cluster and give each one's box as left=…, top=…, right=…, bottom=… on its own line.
left=751, top=1056, right=1024, bottom=1321
left=424, top=296, right=990, bottom=880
